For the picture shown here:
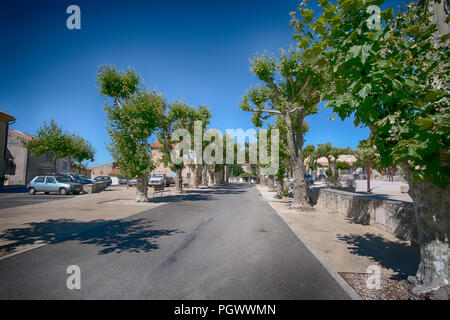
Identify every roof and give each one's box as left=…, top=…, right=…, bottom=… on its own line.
left=8, top=129, right=35, bottom=141
left=151, top=141, right=163, bottom=148
left=0, top=110, right=15, bottom=123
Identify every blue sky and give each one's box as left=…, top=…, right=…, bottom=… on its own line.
left=1, top=0, right=405, bottom=167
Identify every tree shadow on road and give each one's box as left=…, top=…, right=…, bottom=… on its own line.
left=186, top=183, right=251, bottom=196
left=336, top=233, right=420, bottom=280
left=0, top=218, right=180, bottom=256
left=149, top=193, right=211, bottom=203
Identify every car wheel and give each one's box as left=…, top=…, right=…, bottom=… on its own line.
left=59, top=187, right=68, bottom=195
left=73, top=191, right=80, bottom=195
left=45, top=192, right=50, bottom=195
left=28, top=188, right=36, bottom=195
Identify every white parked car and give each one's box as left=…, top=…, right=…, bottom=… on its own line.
left=148, top=173, right=169, bottom=187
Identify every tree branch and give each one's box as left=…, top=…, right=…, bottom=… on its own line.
left=249, top=108, right=281, bottom=115
left=290, top=75, right=311, bottom=103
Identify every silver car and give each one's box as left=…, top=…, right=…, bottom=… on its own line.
left=27, top=175, right=82, bottom=195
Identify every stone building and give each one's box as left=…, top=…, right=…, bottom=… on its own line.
left=90, top=162, right=120, bottom=178
left=0, top=110, right=15, bottom=187
left=5, top=129, right=71, bottom=185
left=305, top=154, right=358, bottom=176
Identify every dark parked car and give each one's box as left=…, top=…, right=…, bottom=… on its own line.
left=93, top=176, right=112, bottom=186
left=27, top=175, right=82, bottom=195
left=317, top=174, right=326, bottom=180
left=119, top=177, right=128, bottom=185
left=66, top=173, right=92, bottom=185
left=304, top=174, right=314, bottom=185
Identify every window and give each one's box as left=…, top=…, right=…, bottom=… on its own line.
left=45, top=152, right=52, bottom=162
left=35, top=176, right=45, bottom=183
left=45, top=177, right=56, bottom=184
left=63, top=161, right=68, bottom=171
left=55, top=176, right=71, bottom=183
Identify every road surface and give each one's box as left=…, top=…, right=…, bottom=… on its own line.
left=0, top=193, right=76, bottom=209
left=0, top=184, right=349, bottom=299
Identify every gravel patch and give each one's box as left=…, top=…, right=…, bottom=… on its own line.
left=339, top=272, right=428, bottom=300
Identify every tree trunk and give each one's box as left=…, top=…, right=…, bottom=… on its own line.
left=201, top=164, right=208, bottom=186
left=275, top=177, right=284, bottom=198
left=192, top=164, right=199, bottom=188
left=399, top=163, right=449, bottom=294
left=175, top=167, right=183, bottom=193
left=284, top=111, right=311, bottom=210
left=135, top=175, right=148, bottom=202
left=53, top=156, right=57, bottom=175
left=209, top=166, right=215, bottom=185
left=332, top=160, right=337, bottom=177
left=367, top=159, right=371, bottom=193
left=259, top=174, right=267, bottom=186
left=267, top=175, right=275, bottom=191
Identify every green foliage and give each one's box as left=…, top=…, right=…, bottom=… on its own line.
left=97, top=65, right=165, bottom=179
left=228, top=164, right=244, bottom=177
left=158, top=101, right=211, bottom=171
left=282, top=188, right=290, bottom=197
left=23, top=119, right=71, bottom=171
left=68, top=134, right=96, bottom=170
left=97, top=65, right=140, bottom=101
left=292, top=0, right=450, bottom=188
left=336, top=161, right=350, bottom=170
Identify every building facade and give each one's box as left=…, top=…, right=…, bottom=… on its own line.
left=5, top=129, right=71, bottom=185
left=0, top=110, right=15, bottom=187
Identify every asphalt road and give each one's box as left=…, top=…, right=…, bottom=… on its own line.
left=0, top=184, right=349, bottom=299
left=0, top=193, right=76, bottom=209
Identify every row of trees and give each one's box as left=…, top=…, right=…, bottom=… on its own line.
left=97, top=66, right=246, bottom=202
left=242, top=0, right=449, bottom=294
left=24, top=119, right=95, bottom=174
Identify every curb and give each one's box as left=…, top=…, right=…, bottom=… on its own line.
left=256, top=187, right=362, bottom=300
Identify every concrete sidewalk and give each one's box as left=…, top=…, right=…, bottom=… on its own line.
left=0, top=186, right=177, bottom=257
left=255, top=184, right=422, bottom=299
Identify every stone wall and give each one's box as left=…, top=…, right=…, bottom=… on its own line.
left=308, top=187, right=417, bottom=242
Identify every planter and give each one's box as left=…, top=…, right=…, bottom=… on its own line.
left=282, top=196, right=290, bottom=203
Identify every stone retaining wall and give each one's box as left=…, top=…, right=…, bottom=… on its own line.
left=308, top=187, right=417, bottom=242
left=82, top=182, right=107, bottom=194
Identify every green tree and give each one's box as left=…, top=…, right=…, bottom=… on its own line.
left=240, top=48, right=328, bottom=210
left=302, top=144, right=316, bottom=173
left=228, top=164, right=244, bottom=177
left=68, top=135, right=96, bottom=174
left=315, top=143, right=352, bottom=178
left=188, top=105, right=211, bottom=188
left=292, top=0, right=449, bottom=293
left=23, top=119, right=71, bottom=174
left=97, top=65, right=165, bottom=202
left=158, top=100, right=198, bottom=193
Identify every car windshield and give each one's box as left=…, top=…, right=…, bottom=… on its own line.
left=152, top=174, right=163, bottom=178
left=55, top=176, right=71, bottom=183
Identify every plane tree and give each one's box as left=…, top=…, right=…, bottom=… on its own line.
left=97, top=65, right=165, bottom=202
left=316, top=143, right=352, bottom=178
left=23, top=119, right=72, bottom=174
left=292, top=0, right=449, bottom=293
left=240, top=49, right=328, bottom=210
left=68, top=134, right=96, bottom=174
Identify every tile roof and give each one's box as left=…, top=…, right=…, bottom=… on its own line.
left=8, top=129, right=35, bottom=141
left=0, top=110, right=15, bottom=123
